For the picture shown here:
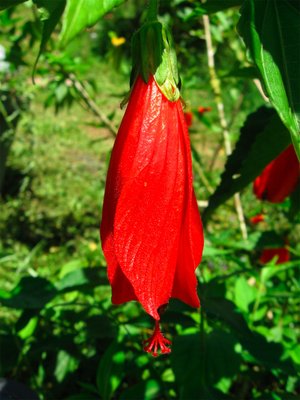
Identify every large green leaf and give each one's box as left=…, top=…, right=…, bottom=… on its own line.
left=33, top=0, right=66, bottom=72
left=203, top=107, right=291, bottom=221
left=0, top=0, right=27, bottom=10
left=238, top=0, right=300, bottom=160
left=59, top=0, right=125, bottom=46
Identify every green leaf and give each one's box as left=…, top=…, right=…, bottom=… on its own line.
left=234, top=276, right=257, bottom=313
left=238, top=0, right=300, bottom=159
left=59, top=0, right=125, bottom=46
left=0, top=276, right=57, bottom=309
left=33, top=0, right=66, bottom=73
left=18, top=316, right=38, bottom=340
left=54, top=350, right=79, bottom=383
left=202, top=295, right=296, bottom=374
left=203, top=107, right=291, bottom=221
left=0, top=0, right=27, bottom=10
left=96, top=341, right=125, bottom=400
left=261, top=261, right=300, bottom=284
left=55, top=267, right=108, bottom=292
left=171, top=331, right=238, bottom=399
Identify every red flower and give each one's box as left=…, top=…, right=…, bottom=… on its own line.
left=198, top=106, right=212, bottom=114
left=184, top=111, right=193, bottom=127
left=100, top=76, right=204, bottom=355
left=250, top=214, right=265, bottom=224
left=259, top=248, right=290, bottom=265
left=253, top=145, right=300, bottom=203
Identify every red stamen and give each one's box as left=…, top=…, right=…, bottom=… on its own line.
left=143, top=321, right=172, bottom=357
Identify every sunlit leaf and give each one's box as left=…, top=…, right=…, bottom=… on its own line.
left=55, top=267, right=108, bottom=292
left=234, top=276, right=257, bottom=313
left=59, top=0, right=125, bottom=46
left=238, top=0, right=300, bottom=159
left=55, top=350, right=79, bottom=383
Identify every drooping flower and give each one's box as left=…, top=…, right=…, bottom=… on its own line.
left=259, top=247, right=290, bottom=265
left=198, top=106, right=212, bottom=114
left=100, top=10, right=204, bottom=356
left=250, top=214, right=265, bottom=224
left=253, top=144, right=300, bottom=203
left=100, top=75, right=204, bottom=356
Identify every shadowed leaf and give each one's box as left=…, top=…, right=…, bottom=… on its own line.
left=203, top=107, right=291, bottom=221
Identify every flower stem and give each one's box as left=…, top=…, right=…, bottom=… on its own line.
left=147, top=0, right=159, bottom=21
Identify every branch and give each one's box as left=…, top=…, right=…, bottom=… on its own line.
left=203, top=15, right=248, bottom=240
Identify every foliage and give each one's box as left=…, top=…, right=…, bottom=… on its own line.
left=0, top=1, right=299, bottom=400
left=238, top=0, right=300, bottom=159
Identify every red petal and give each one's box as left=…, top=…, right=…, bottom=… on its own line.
left=171, top=107, right=203, bottom=308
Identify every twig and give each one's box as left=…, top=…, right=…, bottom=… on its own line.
left=191, top=143, right=214, bottom=194
left=193, top=161, right=214, bottom=194
left=208, top=87, right=245, bottom=172
left=202, top=15, right=248, bottom=240
left=69, top=73, right=118, bottom=137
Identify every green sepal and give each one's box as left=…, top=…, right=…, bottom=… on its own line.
left=131, top=21, right=180, bottom=102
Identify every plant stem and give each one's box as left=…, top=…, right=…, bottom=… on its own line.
left=202, top=15, right=248, bottom=241
left=200, top=303, right=206, bottom=388
left=69, top=73, right=118, bottom=137
left=147, top=0, right=159, bottom=21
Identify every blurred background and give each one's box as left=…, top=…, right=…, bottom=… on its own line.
left=0, top=1, right=299, bottom=399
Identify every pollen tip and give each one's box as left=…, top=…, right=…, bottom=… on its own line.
left=143, top=321, right=172, bottom=357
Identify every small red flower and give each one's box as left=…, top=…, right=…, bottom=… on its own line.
left=198, top=106, right=212, bottom=114
left=253, top=145, right=300, bottom=203
left=250, top=214, right=265, bottom=224
left=184, top=111, right=193, bottom=127
left=100, top=76, right=204, bottom=355
left=259, top=248, right=290, bottom=265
